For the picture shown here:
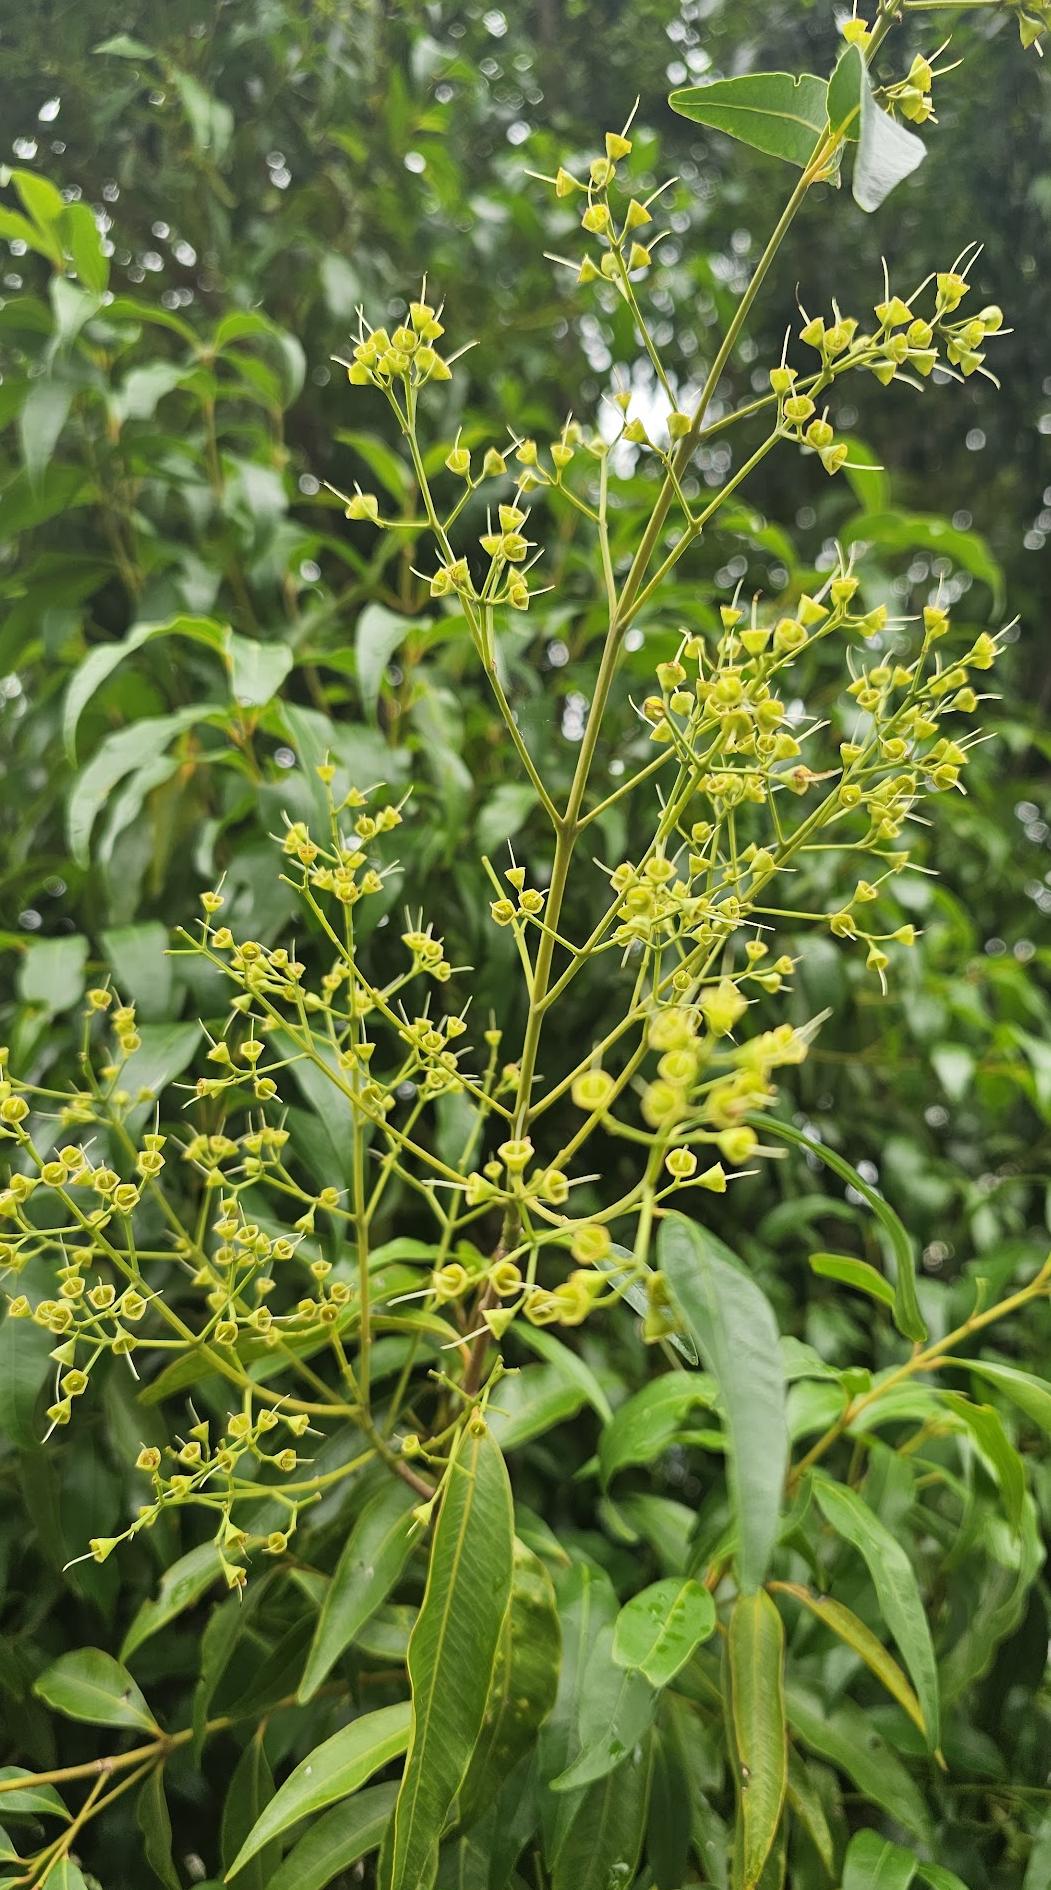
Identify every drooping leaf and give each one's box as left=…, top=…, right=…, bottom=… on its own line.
left=770, top=1581, right=926, bottom=1736
left=941, top=1393, right=1026, bottom=1529
left=612, top=1578, right=716, bottom=1688
left=756, top=1116, right=926, bottom=1342
left=728, top=1590, right=787, bottom=1889
left=855, top=64, right=926, bottom=211
left=385, top=1422, right=514, bottom=1890
left=265, top=1781, right=398, bottom=1890
left=538, top=1564, right=618, bottom=1867
left=20, top=377, right=74, bottom=487
left=64, top=199, right=110, bottom=294
left=486, top=1361, right=586, bottom=1452
left=549, top=1662, right=656, bottom=1793
left=0, top=1318, right=54, bottom=1448
left=456, top=1539, right=561, bottom=1829
left=0, top=1769, right=69, bottom=1820
left=785, top=1749, right=835, bottom=1878
left=33, top=1648, right=159, bottom=1734
left=842, top=1827, right=919, bottom=1890
left=299, top=1479, right=419, bottom=1702
left=225, top=1701, right=411, bottom=1878
left=660, top=1214, right=787, bottom=1591
left=599, top=1371, right=717, bottom=1484
left=945, top=1357, right=1051, bottom=1441
left=669, top=72, right=828, bottom=168
left=63, top=615, right=227, bottom=761
left=813, top=1475, right=940, bottom=1751
left=68, top=706, right=220, bottom=863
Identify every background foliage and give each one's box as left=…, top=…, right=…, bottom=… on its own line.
left=1, top=2, right=1050, bottom=1886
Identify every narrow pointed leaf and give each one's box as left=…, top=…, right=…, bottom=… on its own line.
left=538, top=1564, right=618, bottom=1865
left=599, top=1372, right=716, bottom=1484
left=941, top=1393, right=1026, bottom=1529
left=729, top=1590, right=787, bottom=1888
left=785, top=1750, right=834, bottom=1878
left=612, top=1578, right=716, bottom=1688
left=551, top=1726, right=654, bottom=1890
left=266, top=1782, right=397, bottom=1890
left=770, top=1581, right=926, bottom=1736
left=660, top=1213, right=787, bottom=1591
left=225, top=1701, right=411, bottom=1878
left=137, top=1765, right=180, bottom=1890
left=813, top=1475, right=940, bottom=1750
left=945, top=1356, right=1051, bottom=1440
left=787, top=1689, right=930, bottom=1839
left=299, top=1479, right=418, bottom=1702
left=827, top=44, right=865, bottom=138
left=669, top=72, right=828, bottom=168
left=33, top=1648, right=158, bottom=1734
left=122, top=1542, right=223, bottom=1662
left=386, top=1421, right=514, bottom=1890
left=756, top=1116, right=925, bottom=1341
left=809, top=1251, right=895, bottom=1310
left=221, top=1734, right=279, bottom=1890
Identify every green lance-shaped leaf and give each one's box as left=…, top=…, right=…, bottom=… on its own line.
left=299, top=1478, right=419, bottom=1702
left=809, top=1251, right=895, bottom=1311
left=756, top=1116, right=926, bottom=1342
left=538, top=1563, right=618, bottom=1867
left=843, top=1828, right=919, bottom=1890
left=122, top=1541, right=224, bottom=1662
left=0, top=1769, right=69, bottom=1820
left=355, top=602, right=414, bottom=724
left=787, top=1689, right=930, bottom=1840
left=137, top=1765, right=180, bottom=1890
left=266, top=1782, right=398, bottom=1890
left=551, top=1726, right=654, bottom=1890
left=669, top=72, right=829, bottom=169
left=385, top=1420, right=514, bottom=1890
left=785, top=1750, right=834, bottom=1879
left=33, top=1648, right=159, bottom=1734
left=225, top=1700, right=411, bottom=1879
left=941, top=1393, right=1026, bottom=1530
left=612, top=1578, right=716, bottom=1689
left=63, top=614, right=228, bottom=760
left=455, top=1538, right=560, bottom=1830
left=220, top=1733, right=279, bottom=1890
left=660, top=1213, right=787, bottom=1592
left=944, top=1356, right=1051, bottom=1441
left=813, top=1474, right=940, bottom=1752
left=769, top=1582, right=926, bottom=1737
left=598, top=1370, right=717, bottom=1484
left=728, top=1590, right=788, bottom=1889
left=827, top=44, right=865, bottom=139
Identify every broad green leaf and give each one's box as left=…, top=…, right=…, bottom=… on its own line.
left=538, top=1564, right=618, bottom=1865
left=456, top=1539, right=560, bottom=1829
left=551, top=1725, right=653, bottom=1890
left=813, top=1475, right=939, bottom=1750
left=111, top=1022, right=203, bottom=1123
left=839, top=509, right=1003, bottom=610
left=112, top=361, right=190, bottom=424
left=486, top=1361, right=585, bottom=1451
left=226, top=1701, right=411, bottom=1877
left=20, top=377, right=73, bottom=486
left=809, top=1251, right=895, bottom=1310
left=599, top=1371, right=716, bottom=1484
left=0, top=1769, right=69, bottom=1819
left=757, top=1116, right=926, bottom=1342
left=941, top=1393, right=1026, bottom=1529
left=68, top=705, right=219, bottom=863
left=669, top=72, right=828, bottom=168
left=47, top=1862, right=88, bottom=1890
left=660, top=1213, right=787, bottom=1591
left=945, top=1357, right=1051, bottom=1440
left=356, top=602, right=414, bottom=723
left=12, top=169, right=66, bottom=230
left=33, top=1648, right=158, bottom=1734
left=299, top=1479, right=418, bottom=1702
left=101, top=923, right=173, bottom=1022
left=63, top=615, right=227, bottom=760
left=225, top=630, right=294, bottom=707
left=476, top=781, right=539, bottom=857
left=728, top=1590, right=787, bottom=1888
left=917, top=1869, right=971, bottom=1890
left=16, top=934, right=88, bottom=1013
left=612, top=1578, right=716, bottom=1688
left=550, top=1661, right=656, bottom=1792
left=137, top=1765, right=179, bottom=1890
left=386, top=1422, right=514, bottom=1890
left=787, top=1689, right=930, bottom=1839
left=512, top=1323, right=613, bottom=1424
left=855, top=63, right=926, bottom=211
left=0, top=1319, right=59, bottom=1448
left=843, top=1828, right=918, bottom=1890
left=121, top=1542, right=223, bottom=1662
left=335, top=428, right=412, bottom=500
left=770, top=1581, right=926, bottom=1736
left=221, top=1733, right=279, bottom=1890
left=266, top=1781, right=398, bottom=1890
